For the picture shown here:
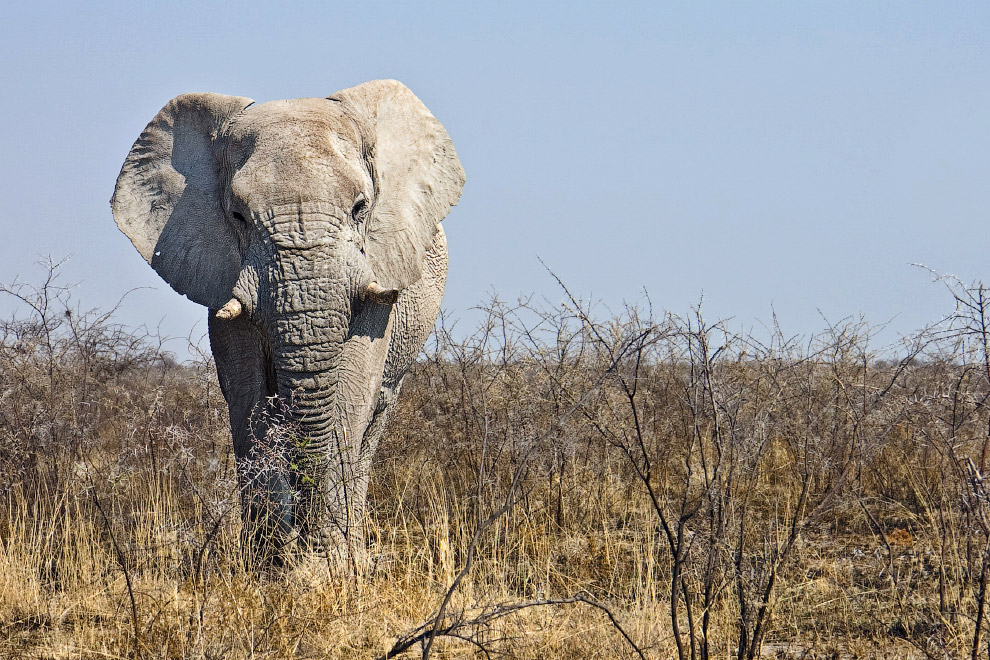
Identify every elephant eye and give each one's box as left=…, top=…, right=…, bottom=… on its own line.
left=232, top=211, right=247, bottom=224
left=351, top=195, right=367, bottom=221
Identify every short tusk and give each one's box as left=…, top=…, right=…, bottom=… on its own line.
left=216, top=298, right=242, bottom=320
left=361, top=282, right=400, bottom=305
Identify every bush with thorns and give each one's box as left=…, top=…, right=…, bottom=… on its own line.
left=2, top=263, right=990, bottom=659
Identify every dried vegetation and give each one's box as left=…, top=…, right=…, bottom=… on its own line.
left=2, top=263, right=990, bottom=659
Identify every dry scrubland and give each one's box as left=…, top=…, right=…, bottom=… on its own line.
left=4, top=266, right=990, bottom=659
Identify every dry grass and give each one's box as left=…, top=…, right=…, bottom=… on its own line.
left=2, top=265, right=990, bottom=659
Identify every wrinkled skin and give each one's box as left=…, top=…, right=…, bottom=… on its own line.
left=111, top=81, right=464, bottom=565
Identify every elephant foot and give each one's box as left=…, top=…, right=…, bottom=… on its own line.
left=239, top=467, right=296, bottom=568
left=284, top=546, right=373, bottom=587
left=297, top=527, right=370, bottom=577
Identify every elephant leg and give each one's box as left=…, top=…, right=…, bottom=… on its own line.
left=336, top=228, right=446, bottom=567
left=360, top=384, right=399, bottom=461
left=208, top=314, right=293, bottom=564
left=348, top=382, right=400, bottom=552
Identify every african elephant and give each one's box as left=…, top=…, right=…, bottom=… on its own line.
left=111, top=80, right=464, bottom=565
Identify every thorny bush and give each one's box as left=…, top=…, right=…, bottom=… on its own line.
left=3, top=263, right=990, bottom=659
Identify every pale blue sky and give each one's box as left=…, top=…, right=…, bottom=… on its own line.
left=1, top=2, right=987, bottom=353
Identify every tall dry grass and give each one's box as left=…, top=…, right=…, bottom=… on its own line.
left=1, top=264, right=990, bottom=659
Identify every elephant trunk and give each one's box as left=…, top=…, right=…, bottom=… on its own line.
left=218, top=205, right=386, bottom=565
left=268, top=256, right=366, bottom=562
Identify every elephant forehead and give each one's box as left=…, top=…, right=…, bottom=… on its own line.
left=228, top=98, right=367, bottom=199
left=234, top=98, right=360, bottom=145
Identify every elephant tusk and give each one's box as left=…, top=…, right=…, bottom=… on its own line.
left=361, top=282, right=400, bottom=305
left=216, top=298, right=243, bottom=320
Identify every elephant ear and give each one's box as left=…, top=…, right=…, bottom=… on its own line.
left=111, top=93, right=255, bottom=309
left=330, top=80, right=465, bottom=290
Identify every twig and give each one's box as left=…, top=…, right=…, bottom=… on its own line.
left=91, top=488, right=141, bottom=657
left=375, top=594, right=646, bottom=660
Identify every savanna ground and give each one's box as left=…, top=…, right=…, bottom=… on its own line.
left=3, top=263, right=990, bottom=659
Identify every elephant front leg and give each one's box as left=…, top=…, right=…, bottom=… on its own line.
left=240, top=397, right=297, bottom=565
left=208, top=315, right=294, bottom=565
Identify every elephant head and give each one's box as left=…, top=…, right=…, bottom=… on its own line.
left=111, top=80, right=464, bottom=564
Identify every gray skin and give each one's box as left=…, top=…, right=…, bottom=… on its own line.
left=111, top=80, right=464, bottom=564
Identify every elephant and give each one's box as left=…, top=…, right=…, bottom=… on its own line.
left=111, top=80, right=464, bottom=566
